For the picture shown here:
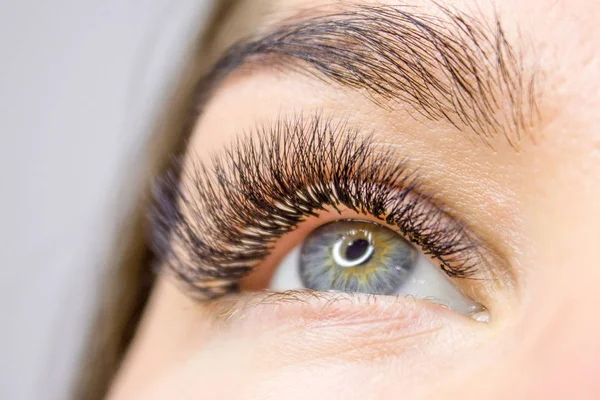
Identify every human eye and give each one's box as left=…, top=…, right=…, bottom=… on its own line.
left=152, top=115, right=509, bottom=322
left=270, top=220, right=482, bottom=317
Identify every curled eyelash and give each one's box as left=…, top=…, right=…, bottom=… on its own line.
left=151, top=114, right=482, bottom=300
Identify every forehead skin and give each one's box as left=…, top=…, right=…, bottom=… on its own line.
left=109, top=0, right=600, bottom=399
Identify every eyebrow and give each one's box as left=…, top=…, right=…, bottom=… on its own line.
left=194, top=4, right=539, bottom=147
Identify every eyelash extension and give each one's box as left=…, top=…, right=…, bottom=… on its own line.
left=151, top=114, right=483, bottom=300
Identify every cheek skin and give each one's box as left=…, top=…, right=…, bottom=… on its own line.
left=110, top=280, right=495, bottom=400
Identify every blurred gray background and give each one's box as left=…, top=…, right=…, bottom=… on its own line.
left=0, top=1, right=212, bottom=398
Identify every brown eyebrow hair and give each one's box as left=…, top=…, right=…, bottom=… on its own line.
left=193, top=3, right=539, bottom=147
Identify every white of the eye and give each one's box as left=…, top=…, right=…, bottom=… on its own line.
left=269, top=243, right=482, bottom=316
left=331, top=239, right=375, bottom=267
left=269, top=244, right=304, bottom=291
left=393, top=251, right=481, bottom=315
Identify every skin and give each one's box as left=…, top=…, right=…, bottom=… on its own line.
left=109, top=0, right=600, bottom=399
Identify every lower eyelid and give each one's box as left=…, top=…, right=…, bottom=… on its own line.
left=201, top=290, right=487, bottom=367
left=207, top=290, right=479, bottom=329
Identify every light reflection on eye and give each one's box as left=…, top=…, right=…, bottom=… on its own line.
left=270, top=220, right=487, bottom=318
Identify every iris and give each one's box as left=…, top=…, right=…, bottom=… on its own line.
left=299, top=220, right=417, bottom=295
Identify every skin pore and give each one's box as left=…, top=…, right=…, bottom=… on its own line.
left=109, top=0, right=600, bottom=399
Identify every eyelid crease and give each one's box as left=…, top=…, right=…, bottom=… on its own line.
left=150, top=113, right=496, bottom=301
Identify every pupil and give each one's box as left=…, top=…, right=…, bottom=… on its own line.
left=345, top=239, right=371, bottom=262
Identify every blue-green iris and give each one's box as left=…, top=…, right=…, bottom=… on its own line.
left=299, top=220, right=417, bottom=295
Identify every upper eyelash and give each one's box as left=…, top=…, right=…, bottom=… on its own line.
left=150, top=114, right=482, bottom=300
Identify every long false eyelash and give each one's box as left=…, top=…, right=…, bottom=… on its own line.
left=151, top=114, right=482, bottom=300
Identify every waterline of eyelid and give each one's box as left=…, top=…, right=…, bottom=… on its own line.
left=209, top=290, right=489, bottom=329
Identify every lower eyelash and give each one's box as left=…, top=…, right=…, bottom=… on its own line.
left=150, top=113, right=482, bottom=300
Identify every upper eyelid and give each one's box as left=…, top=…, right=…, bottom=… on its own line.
left=150, top=113, right=495, bottom=300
